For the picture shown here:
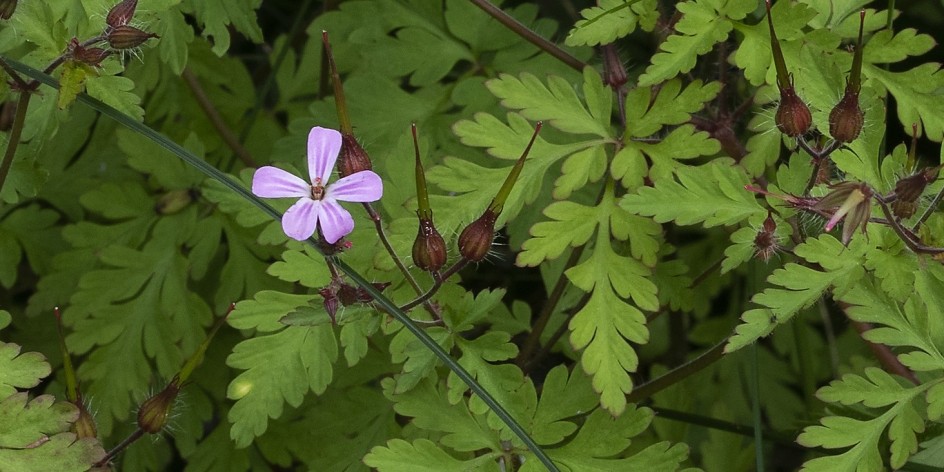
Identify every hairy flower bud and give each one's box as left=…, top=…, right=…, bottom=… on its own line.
left=73, top=402, right=98, bottom=439
left=0, top=0, right=16, bottom=20
left=754, top=212, right=779, bottom=262
left=137, top=380, right=181, bottom=434
left=338, top=133, right=373, bottom=178
left=893, top=166, right=941, bottom=219
left=106, top=0, right=137, bottom=28
left=775, top=87, right=812, bottom=137
left=828, top=87, right=863, bottom=143
left=74, top=46, right=110, bottom=67
left=155, top=189, right=194, bottom=215
left=413, top=218, right=446, bottom=272
left=458, top=209, right=497, bottom=262
left=107, top=25, right=158, bottom=49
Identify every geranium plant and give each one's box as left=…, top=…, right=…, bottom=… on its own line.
left=1, top=0, right=943, bottom=471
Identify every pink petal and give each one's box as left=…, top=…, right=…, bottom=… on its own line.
left=318, top=200, right=355, bottom=244
left=308, top=127, right=343, bottom=184
left=282, top=198, right=321, bottom=241
left=327, top=170, right=383, bottom=203
left=252, top=166, right=309, bottom=198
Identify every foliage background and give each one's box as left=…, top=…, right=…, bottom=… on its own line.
left=1, top=0, right=944, bottom=471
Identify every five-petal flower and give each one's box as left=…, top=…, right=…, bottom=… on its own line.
left=252, top=127, right=383, bottom=243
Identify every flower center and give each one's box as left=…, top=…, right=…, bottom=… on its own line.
left=310, top=178, right=325, bottom=200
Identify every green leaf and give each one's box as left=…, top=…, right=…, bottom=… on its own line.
left=798, top=368, right=932, bottom=471
left=226, top=326, right=338, bottom=448
left=364, top=438, right=501, bottom=472
left=620, top=161, right=765, bottom=228
left=486, top=68, right=612, bottom=137
left=57, top=61, right=95, bottom=110
left=0, top=394, right=104, bottom=472
left=638, top=0, right=754, bottom=86
left=863, top=28, right=935, bottom=64
left=726, top=235, right=867, bottom=352
left=625, top=79, right=721, bottom=138
left=865, top=63, right=944, bottom=141
left=185, top=0, right=263, bottom=55
left=0, top=343, right=51, bottom=399
left=565, top=0, right=658, bottom=46
left=731, top=0, right=817, bottom=86
left=84, top=75, right=144, bottom=121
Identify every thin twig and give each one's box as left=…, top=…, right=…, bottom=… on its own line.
left=182, top=68, right=256, bottom=167
left=468, top=0, right=586, bottom=72
left=93, top=428, right=144, bottom=467
left=626, top=337, right=727, bottom=403
left=0, top=91, right=31, bottom=194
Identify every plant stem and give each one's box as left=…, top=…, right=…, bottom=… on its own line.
left=525, top=291, right=590, bottom=371
left=850, top=320, right=920, bottom=385
left=94, top=428, right=145, bottom=467
left=468, top=0, right=586, bottom=72
left=749, top=344, right=765, bottom=472
left=792, top=315, right=816, bottom=404
left=0, top=91, right=31, bottom=195
left=912, top=186, right=944, bottom=231
left=651, top=407, right=800, bottom=448
left=182, top=68, right=256, bottom=168
left=626, top=337, right=727, bottom=403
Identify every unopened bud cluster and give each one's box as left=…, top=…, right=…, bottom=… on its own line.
left=768, top=2, right=866, bottom=144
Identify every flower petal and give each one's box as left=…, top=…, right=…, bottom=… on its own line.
left=308, top=127, right=343, bottom=184
left=318, top=200, right=355, bottom=244
left=252, top=166, right=309, bottom=198
left=327, top=170, right=383, bottom=203
left=282, top=198, right=321, bottom=241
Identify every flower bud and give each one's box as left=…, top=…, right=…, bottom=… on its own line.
left=107, top=25, right=158, bottom=50
left=602, top=44, right=627, bottom=90
left=0, top=0, right=16, bottom=20
left=137, top=380, right=181, bottom=434
left=73, top=402, right=98, bottom=439
left=754, top=212, right=779, bottom=262
left=893, top=166, right=940, bottom=219
left=775, top=87, right=812, bottom=137
left=829, top=87, right=863, bottom=143
left=458, top=209, right=497, bottom=262
left=106, top=0, right=137, bottom=28
left=413, top=218, right=447, bottom=272
left=338, top=134, right=373, bottom=177
left=73, top=46, right=110, bottom=67
left=155, top=189, right=194, bottom=215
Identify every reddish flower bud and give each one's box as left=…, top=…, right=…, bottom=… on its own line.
left=775, top=86, right=812, bottom=137
left=602, top=44, right=627, bottom=90
left=337, top=133, right=373, bottom=177
left=754, top=212, right=779, bottom=262
left=893, top=166, right=941, bottom=219
left=458, top=209, right=497, bottom=262
left=73, top=46, right=110, bottom=67
left=107, top=25, right=158, bottom=50
left=106, top=0, right=137, bottom=28
left=828, top=87, right=863, bottom=143
left=137, top=380, right=181, bottom=434
left=413, top=218, right=447, bottom=272
left=0, top=0, right=16, bottom=20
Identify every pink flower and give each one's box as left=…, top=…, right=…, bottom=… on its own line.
left=252, top=127, right=383, bottom=243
